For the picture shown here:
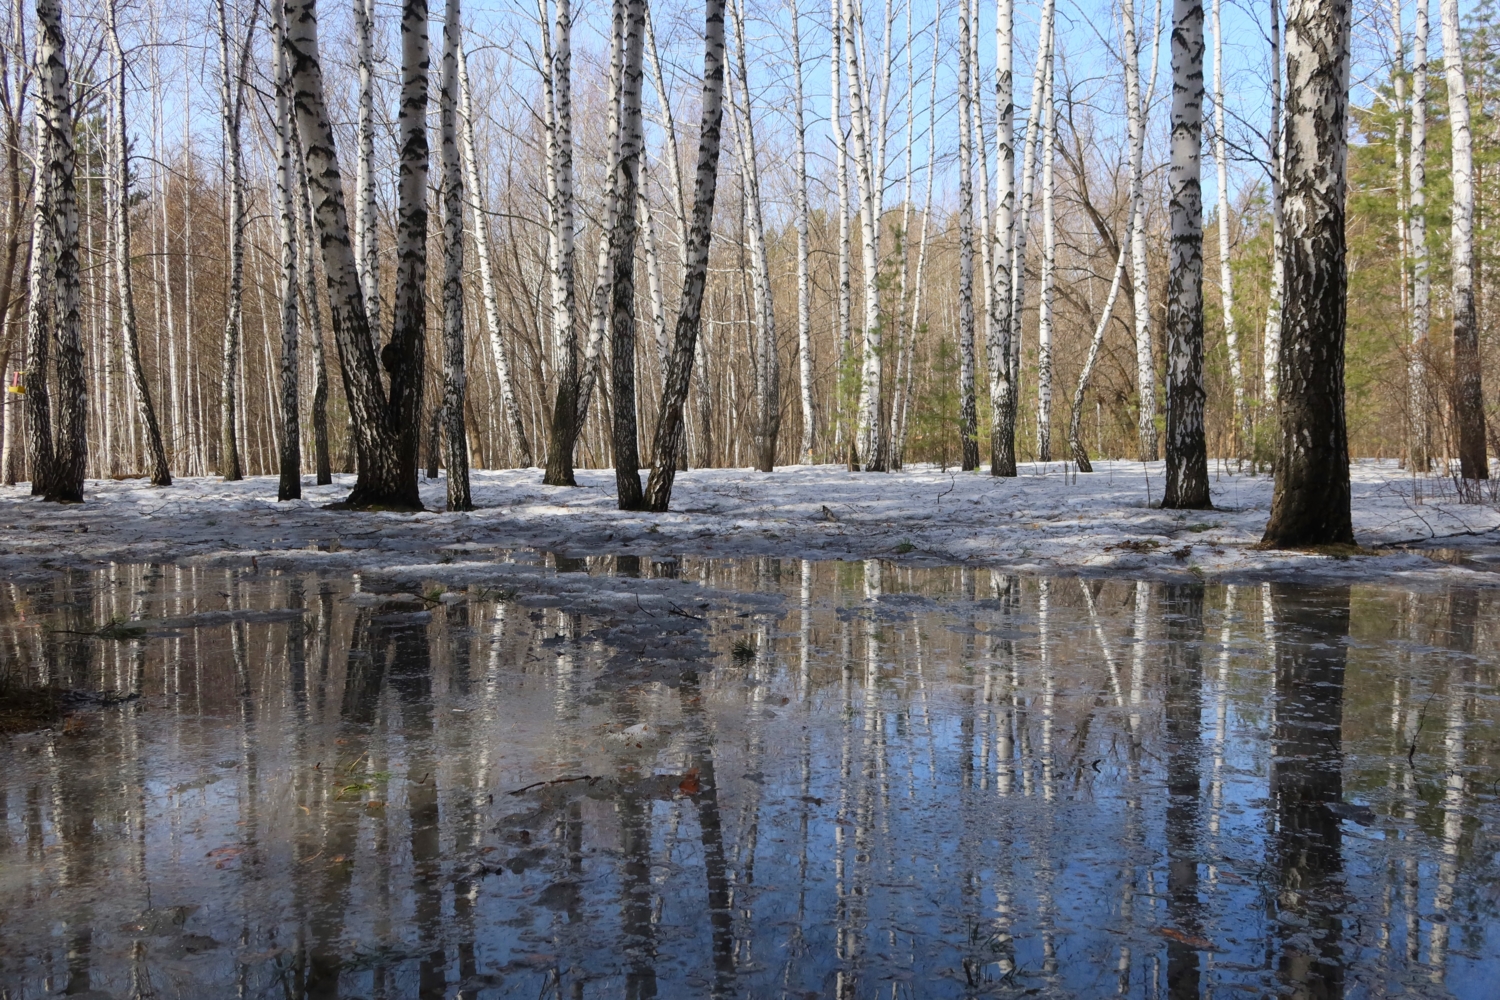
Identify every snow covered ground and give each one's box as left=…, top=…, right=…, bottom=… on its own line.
left=3, top=459, right=1500, bottom=586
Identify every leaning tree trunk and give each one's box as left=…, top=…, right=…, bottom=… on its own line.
left=1408, top=0, right=1430, bottom=469
left=215, top=0, right=256, bottom=482
left=109, top=0, right=170, bottom=487
left=990, top=0, right=1016, bottom=475
left=1122, top=0, right=1159, bottom=461
left=957, top=0, right=978, bottom=471
left=542, top=0, right=580, bottom=486
left=1212, top=0, right=1246, bottom=458
left=23, top=100, right=55, bottom=497
left=1261, top=0, right=1354, bottom=547
left=1162, top=0, right=1209, bottom=509
left=438, top=0, right=471, bottom=510
left=609, top=0, right=646, bottom=508
left=384, top=0, right=431, bottom=506
left=642, top=0, right=727, bottom=511
left=273, top=0, right=301, bottom=500
left=458, top=46, right=532, bottom=467
left=1069, top=239, right=1130, bottom=471
left=285, top=0, right=410, bottom=507
left=1440, top=0, right=1487, bottom=480
left=36, top=0, right=84, bottom=503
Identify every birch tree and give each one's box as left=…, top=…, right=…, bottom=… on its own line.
left=23, top=62, right=54, bottom=496
left=789, top=0, right=814, bottom=464
left=1122, top=0, right=1159, bottom=461
left=842, top=0, right=884, bottom=470
left=1211, top=0, right=1246, bottom=456
left=990, top=0, right=1016, bottom=475
left=830, top=0, right=852, bottom=463
left=1069, top=242, right=1129, bottom=471
left=286, top=0, right=417, bottom=508
left=1036, top=50, right=1055, bottom=463
left=1261, top=0, right=1354, bottom=547
left=609, top=0, right=646, bottom=508
left=542, top=0, right=580, bottom=486
left=643, top=0, right=726, bottom=510
left=273, top=0, right=300, bottom=501
left=439, top=0, right=471, bottom=510
left=295, top=144, right=332, bottom=484
left=1440, top=0, right=1487, bottom=480
left=108, top=0, right=170, bottom=487
left=354, top=0, right=378, bottom=336
left=216, top=0, right=257, bottom=481
left=1162, top=0, right=1209, bottom=509
left=33, top=0, right=84, bottom=503
left=458, top=45, right=531, bottom=467
left=386, top=0, right=432, bottom=498
left=958, top=0, right=979, bottom=470
left=1409, top=0, right=1430, bottom=468
left=1262, top=0, right=1284, bottom=412
left=729, top=0, right=779, bottom=474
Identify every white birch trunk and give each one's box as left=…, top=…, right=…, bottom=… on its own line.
left=1069, top=239, right=1130, bottom=470
left=1262, top=0, right=1283, bottom=412
left=1036, top=47, right=1055, bottom=464
left=990, top=0, right=1016, bottom=475
left=1123, top=0, right=1160, bottom=461
left=1409, top=0, right=1430, bottom=467
left=273, top=0, right=301, bottom=500
left=542, top=0, right=582, bottom=485
left=608, top=0, right=646, bottom=506
left=354, top=0, right=378, bottom=335
left=842, top=0, right=884, bottom=469
left=1212, top=0, right=1246, bottom=456
left=216, top=0, right=256, bottom=481
left=440, top=0, right=471, bottom=509
left=1010, top=0, right=1055, bottom=456
left=790, top=0, right=814, bottom=463
left=1440, top=0, right=1487, bottom=479
left=830, top=0, right=853, bottom=459
left=958, top=0, right=978, bottom=470
left=108, top=0, right=170, bottom=487
left=458, top=45, right=532, bottom=467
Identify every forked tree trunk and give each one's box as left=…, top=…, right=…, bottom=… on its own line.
left=1440, top=0, right=1487, bottom=480
left=542, top=0, right=580, bottom=486
left=1212, top=0, right=1246, bottom=457
left=1261, top=0, right=1354, bottom=547
left=295, top=144, right=332, bottom=485
left=990, top=0, right=1016, bottom=475
left=109, top=0, right=170, bottom=487
left=439, top=0, right=471, bottom=510
left=894, top=21, right=939, bottom=465
left=35, top=0, right=84, bottom=503
left=1162, top=0, right=1209, bottom=509
left=728, top=0, right=779, bottom=474
left=286, top=0, right=413, bottom=508
left=609, top=0, right=646, bottom=508
left=385, top=0, right=431, bottom=504
left=1122, top=0, right=1159, bottom=461
left=354, top=0, right=379, bottom=337
left=457, top=46, right=531, bottom=467
left=790, top=0, right=814, bottom=464
left=216, top=0, right=256, bottom=481
left=957, top=0, right=978, bottom=471
left=642, top=0, right=726, bottom=511
left=273, top=0, right=301, bottom=500
left=1408, top=0, right=1430, bottom=469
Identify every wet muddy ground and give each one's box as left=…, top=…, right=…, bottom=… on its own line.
left=0, top=555, right=1497, bottom=998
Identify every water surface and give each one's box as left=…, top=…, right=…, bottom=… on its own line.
left=1, top=557, right=1497, bottom=998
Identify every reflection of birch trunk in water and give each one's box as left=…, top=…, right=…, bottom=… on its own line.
left=1267, top=584, right=1349, bottom=997
left=1429, top=589, right=1475, bottom=971
left=1210, top=585, right=1236, bottom=839
left=799, top=560, right=812, bottom=701
left=677, top=674, right=735, bottom=990
left=1162, top=583, right=1204, bottom=999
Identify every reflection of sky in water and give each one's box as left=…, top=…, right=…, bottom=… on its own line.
left=0, top=559, right=1497, bottom=998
